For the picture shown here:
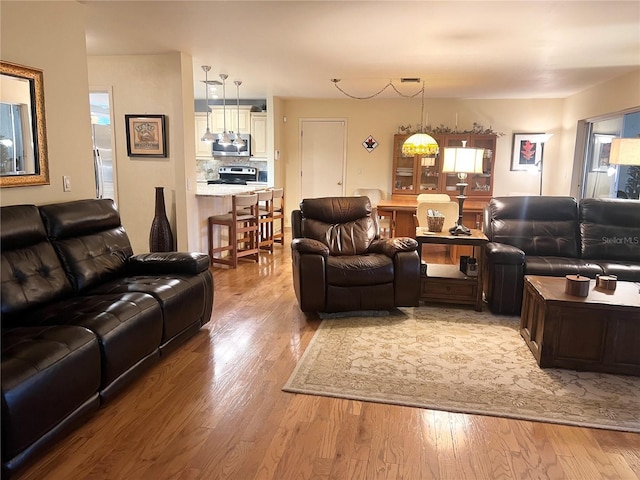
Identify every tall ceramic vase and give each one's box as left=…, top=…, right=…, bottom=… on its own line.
left=149, top=186, right=174, bottom=252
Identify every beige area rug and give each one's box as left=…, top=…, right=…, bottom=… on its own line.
left=284, top=306, right=640, bottom=432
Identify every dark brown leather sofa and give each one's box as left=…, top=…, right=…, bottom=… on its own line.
left=291, top=196, right=420, bottom=312
left=483, top=196, right=640, bottom=314
left=1, top=199, right=214, bottom=478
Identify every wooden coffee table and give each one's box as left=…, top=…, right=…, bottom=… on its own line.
left=521, top=275, right=640, bottom=376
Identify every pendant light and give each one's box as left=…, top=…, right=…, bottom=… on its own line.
left=232, top=80, right=246, bottom=150
left=402, top=82, right=439, bottom=156
left=200, top=66, right=216, bottom=142
left=218, top=73, right=232, bottom=145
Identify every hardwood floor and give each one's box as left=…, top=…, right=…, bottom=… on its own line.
left=17, top=233, right=640, bottom=480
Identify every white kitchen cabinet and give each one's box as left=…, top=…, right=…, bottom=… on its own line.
left=250, top=112, right=267, bottom=159
left=211, top=106, right=251, bottom=134
left=194, top=113, right=213, bottom=158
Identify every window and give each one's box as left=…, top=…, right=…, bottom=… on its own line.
left=580, top=110, right=640, bottom=200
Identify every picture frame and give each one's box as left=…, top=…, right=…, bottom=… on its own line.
left=125, top=114, right=167, bottom=157
left=590, top=133, right=615, bottom=172
left=511, top=133, right=544, bottom=171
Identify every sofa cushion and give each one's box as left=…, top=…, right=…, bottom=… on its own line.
left=300, top=197, right=376, bottom=255
left=1, top=325, right=101, bottom=460
left=326, top=253, right=394, bottom=286
left=488, top=197, right=579, bottom=257
left=580, top=198, right=640, bottom=261
left=25, top=292, right=162, bottom=390
left=39, top=200, right=133, bottom=292
left=591, top=261, right=640, bottom=281
left=0, top=205, right=73, bottom=326
left=524, top=256, right=604, bottom=277
left=89, top=275, right=210, bottom=343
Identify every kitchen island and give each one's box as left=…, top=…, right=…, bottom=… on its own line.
left=196, top=182, right=268, bottom=259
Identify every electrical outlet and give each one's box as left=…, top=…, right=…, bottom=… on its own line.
left=63, top=176, right=71, bottom=192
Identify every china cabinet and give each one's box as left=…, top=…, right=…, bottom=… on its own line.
left=391, top=133, right=496, bottom=200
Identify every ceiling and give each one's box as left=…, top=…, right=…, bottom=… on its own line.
left=82, top=0, right=640, bottom=101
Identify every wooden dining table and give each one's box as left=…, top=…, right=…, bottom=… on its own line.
left=377, top=196, right=489, bottom=238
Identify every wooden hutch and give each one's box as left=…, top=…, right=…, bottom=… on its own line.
left=379, top=133, right=497, bottom=238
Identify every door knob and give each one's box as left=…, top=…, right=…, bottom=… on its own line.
left=337, top=181, right=343, bottom=185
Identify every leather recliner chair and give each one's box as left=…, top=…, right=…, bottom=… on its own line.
left=291, top=196, right=420, bottom=313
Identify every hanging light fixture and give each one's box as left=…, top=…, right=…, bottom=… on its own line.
left=402, top=82, right=439, bottom=156
left=200, top=66, right=216, bottom=142
left=232, top=80, right=246, bottom=150
left=218, top=73, right=232, bottom=146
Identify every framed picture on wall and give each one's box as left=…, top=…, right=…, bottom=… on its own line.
left=511, top=133, right=544, bottom=171
left=590, top=133, right=615, bottom=172
left=125, top=114, right=167, bottom=157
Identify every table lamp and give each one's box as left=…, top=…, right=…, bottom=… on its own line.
left=441, top=141, right=484, bottom=235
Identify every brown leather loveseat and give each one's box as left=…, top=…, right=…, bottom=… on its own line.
left=291, top=196, right=420, bottom=313
left=1, top=199, right=214, bottom=478
left=483, top=196, right=640, bottom=314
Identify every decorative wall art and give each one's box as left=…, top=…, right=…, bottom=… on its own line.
left=591, top=133, right=615, bottom=172
left=511, top=133, right=544, bottom=171
left=125, top=114, right=167, bottom=157
left=362, top=135, right=378, bottom=152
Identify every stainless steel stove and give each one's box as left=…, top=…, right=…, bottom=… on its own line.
left=207, top=166, right=258, bottom=185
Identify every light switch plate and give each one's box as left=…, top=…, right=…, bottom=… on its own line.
left=63, top=175, right=71, bottom=192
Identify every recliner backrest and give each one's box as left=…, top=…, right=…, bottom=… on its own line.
left=486, top=196, right=579, bottom=257
left=39, top=199, right=133, bottom=292
left=299, top=197, right=376, bottom=255
left=0, top=205, right=73, bottom=325
left=580, top=198, right=640, bottom=260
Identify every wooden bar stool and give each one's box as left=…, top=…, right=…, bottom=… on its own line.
left=271, top=188, right=285, bottom=245
left=257, top=189, right=274, bottom=252
left=208, top=193, right=259, bottom=268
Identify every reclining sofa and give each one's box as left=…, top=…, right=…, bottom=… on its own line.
left=291, top=196, right=420, bottom=312
left=1, top=199, right=214, bottom=478
left=483, top=196, right=640, bottom=314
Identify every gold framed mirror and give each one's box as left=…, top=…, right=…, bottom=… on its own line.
left=0, top=61, right=49, bottom=187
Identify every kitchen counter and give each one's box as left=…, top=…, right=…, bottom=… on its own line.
left=196, top=183, right=265, bottom=197
left=195, top=183, right=270, bottom=258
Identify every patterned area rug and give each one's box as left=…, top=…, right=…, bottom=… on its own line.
left=284, top=306, right=640, bottom=432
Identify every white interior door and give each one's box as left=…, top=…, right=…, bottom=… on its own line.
left=300, top=119, right=346, bottom=199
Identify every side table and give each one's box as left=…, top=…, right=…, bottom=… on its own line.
left=415, top=227, right=488, bottom=311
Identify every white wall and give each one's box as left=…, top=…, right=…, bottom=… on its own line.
left=88, top=53, right=197, bottom=253
left=0, top=1, right=95, bottom=205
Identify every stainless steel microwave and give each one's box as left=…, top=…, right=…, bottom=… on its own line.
left=211, top=133, right=251, bottom=157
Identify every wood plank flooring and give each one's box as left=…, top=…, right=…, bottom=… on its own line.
left=16, top=233, right=640, bottom=480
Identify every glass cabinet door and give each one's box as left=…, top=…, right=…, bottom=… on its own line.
left=392, top=135, right=417, bottom=194
left=418, top=154, right=439, bottom=192
left=467, top=135, right=495, bottom=196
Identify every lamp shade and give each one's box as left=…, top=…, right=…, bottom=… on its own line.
left=609, top=138, right=640, bottom=166
left=402, top=133, right=439, bottom=156
left=441, top=146, right=484, bottom=174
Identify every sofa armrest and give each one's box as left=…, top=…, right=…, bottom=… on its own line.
left=485, top=242, right=525, bottom=265
left=368, top=237, right=418, bottom=258
left=291, top=238, right=330, bottom=257
left=483, top=242, right=525, bottom=315
left=393, top=250, right=421, bottom=307
left=128, top=252, right=210, bottom=275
